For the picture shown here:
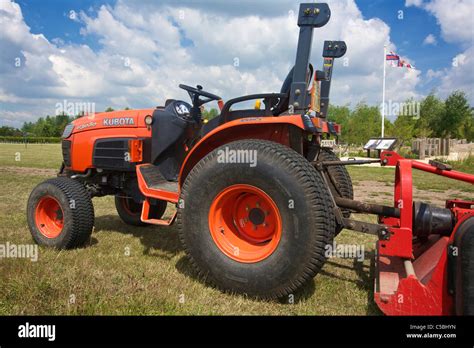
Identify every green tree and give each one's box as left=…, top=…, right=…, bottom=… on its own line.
left=458, top=108, right=474, bottom=141
left=441, top=91, right=471, bottom=138
left=327, top=105, right=350, bottom=141
left=0, top=126, right=22, bottom=136
left=105, top=107, right=115, bottom=112
left=390, top=114, right=416, bottom=145
left=202, top=108, right=219, bottom=121
left=416, top=93, right=444, bottom=138
left=345, top=103, right=384, bottom=145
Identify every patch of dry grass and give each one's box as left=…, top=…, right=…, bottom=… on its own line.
left=0, top=170, right=378, bottom=315
left=1, top=144, right=470, bottom=315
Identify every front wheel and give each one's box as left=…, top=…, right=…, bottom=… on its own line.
left=27, top=177, right=95, bottom=249
left=115, top=196, right=167, bottom=226
left=178, top=139, right=335, bottom=299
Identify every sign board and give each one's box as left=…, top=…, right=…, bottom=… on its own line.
left=363, top=138, right=397, bottom=151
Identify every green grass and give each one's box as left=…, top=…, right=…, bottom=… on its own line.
left=0, top=171, right=378, bottom=315
left=0, top=143, right=471, bottom=315
left=0, top=143, right=62, bottom=169
left=348, top=166, right=474, bottom=194
left=448, top=154, right=474, bottom=174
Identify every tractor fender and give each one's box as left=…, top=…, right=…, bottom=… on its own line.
left=178, top=116, right=307, bottom=186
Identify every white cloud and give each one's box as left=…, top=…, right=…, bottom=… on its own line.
left=405, top=0, right=424, bottom=6
left=0, top=0, right=422, bottom=127
left=429, top=46, right=474, bottom=100
left=426, top=68, right=443, bottom=80
left=423, top=34, right=437, bottom=45
left=406, top=0, right=474, bottom=102
left=407, top=0, right=474, bottom=46
left=424, top=0, right=473, bottom=46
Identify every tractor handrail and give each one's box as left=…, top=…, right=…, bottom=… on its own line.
left=220, top=93, right=287, bottom=124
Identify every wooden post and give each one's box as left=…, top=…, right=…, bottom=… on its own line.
left=419, top=140, right=425, bottom=160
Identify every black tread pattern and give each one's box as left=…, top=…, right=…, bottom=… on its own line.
left=28, top=177, right=94, bottom=249
left=177, top=139, right=335, bottom=299
left=317, top=148, right=353, bottom=233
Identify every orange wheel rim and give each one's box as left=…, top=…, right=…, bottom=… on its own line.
left=209, top=184, right=282, bottom=263
left=35, top=196, right=64, bottom=238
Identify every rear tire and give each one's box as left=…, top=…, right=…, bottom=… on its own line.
left=317, top=147, right=353, bottom=235
left=115, top=196, right=167, bottom=226
left=27, top=177, right=94, bottom=249
left=178, top=139, right=335, bottom=299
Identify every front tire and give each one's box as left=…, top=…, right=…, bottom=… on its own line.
left=27, top=177, right=94, bottom=249
left=178, top=139, right=335, bottom=299
left=115, top=196, right=167, bottom=226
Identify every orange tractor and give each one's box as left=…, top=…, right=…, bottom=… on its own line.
left=27, top=3, right=474, bottom=314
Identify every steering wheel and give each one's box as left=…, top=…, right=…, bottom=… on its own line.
left=179, top=84, right=221, bottom=106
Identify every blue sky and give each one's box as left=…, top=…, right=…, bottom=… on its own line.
left=1, top=0, right=473, bottom=127
left=18, top=0, right=459, bottom=70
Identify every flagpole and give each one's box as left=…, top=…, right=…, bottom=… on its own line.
left=381, top=44, right=386, bottom=138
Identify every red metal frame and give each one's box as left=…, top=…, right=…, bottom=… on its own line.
left=375, top=151, right=474, bottom=315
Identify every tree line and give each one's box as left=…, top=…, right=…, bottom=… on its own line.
left=328, top=90, right=473, bottom=145
left=1, top=91, right=472, bottom=145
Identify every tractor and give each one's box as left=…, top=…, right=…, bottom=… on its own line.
left=27, top=3, right=474, bottom=315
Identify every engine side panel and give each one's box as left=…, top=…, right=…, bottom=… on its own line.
left=68, top=127, right=151, bottom=172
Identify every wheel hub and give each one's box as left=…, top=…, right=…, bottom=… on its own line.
left=208, top=184, right=282, bottom=263
left=35, top=196, right=64, bottom=238
left=248, top=208, right=265, bottom=226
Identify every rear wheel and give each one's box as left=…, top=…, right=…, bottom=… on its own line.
left=115, top=196, right=167, bottom=226
left=178, top=139, right=335, bottom=299
left=27, top=177, right=94, bottom=249
left=317, top=147, right=353, bottom=235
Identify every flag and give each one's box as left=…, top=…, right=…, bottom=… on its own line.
left=386, top=51, right=399, bottom=61
left=385, top=49, right=415, bottom=69
left=397, top=59, right=415, bottom=69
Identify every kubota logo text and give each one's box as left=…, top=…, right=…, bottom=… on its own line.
left=103, top=117, right=135, bottom=126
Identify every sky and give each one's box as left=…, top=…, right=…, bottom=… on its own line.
left=0, top=0, right=473, bottom=128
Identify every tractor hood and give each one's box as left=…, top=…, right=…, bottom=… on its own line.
left=68, top=109, right=155, bottom=135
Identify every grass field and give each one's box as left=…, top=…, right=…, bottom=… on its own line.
left=0, top=143, right=471, bottom=315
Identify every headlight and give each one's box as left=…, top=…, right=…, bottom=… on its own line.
left=144, top=115, right=153, bottom=126
left=62, top=124, right=74, bottom=138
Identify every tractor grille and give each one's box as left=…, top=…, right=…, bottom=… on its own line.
left=93, top=138, right=133, bottom=170
left=62, top=140, right=72, bottom=167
